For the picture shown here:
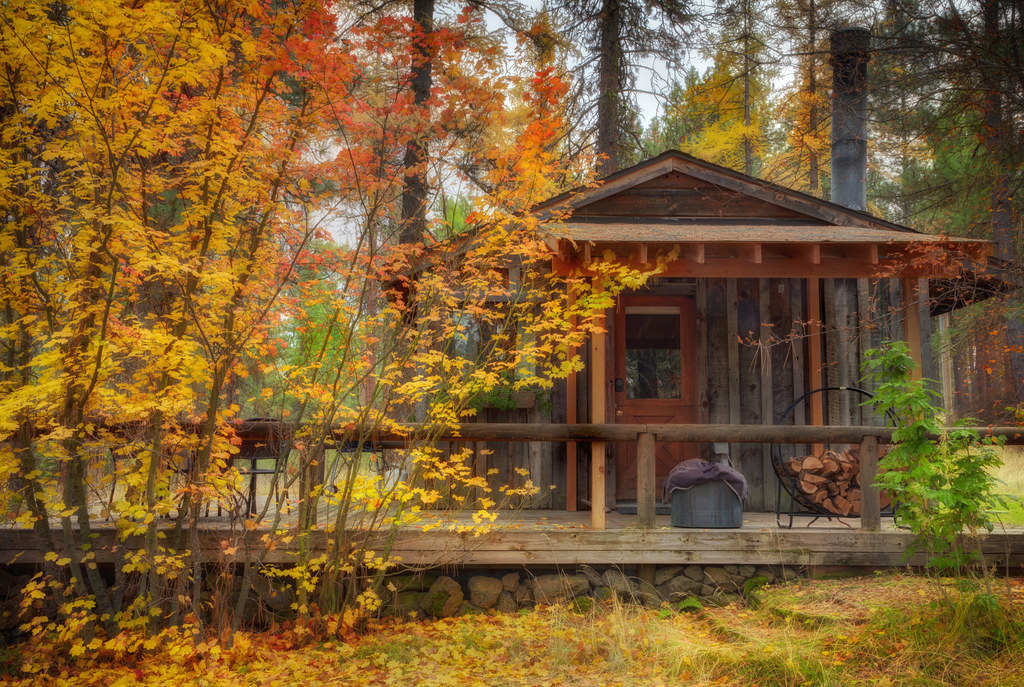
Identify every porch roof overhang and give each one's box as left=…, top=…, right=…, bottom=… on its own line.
left=546, top=219, right=991, bottom=280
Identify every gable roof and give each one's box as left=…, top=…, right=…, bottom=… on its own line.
left=534, top=150, right=970, bottom=245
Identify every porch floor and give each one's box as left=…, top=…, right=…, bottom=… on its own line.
left=3, top=507, right=1022, bottom=570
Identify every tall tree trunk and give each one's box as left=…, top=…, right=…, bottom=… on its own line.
left=807, top=0, right=819, bottom=193
left=742, top=0, right=753, bottom=176
left=982, top=0, right=1024, bottom=404
left=400, top=0, right=435, bottom=244
left=596, top=0, right=623, bottom=176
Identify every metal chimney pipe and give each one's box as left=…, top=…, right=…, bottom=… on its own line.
left=830, top=27, right=871, bottom=211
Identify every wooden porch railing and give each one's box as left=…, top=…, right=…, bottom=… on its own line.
left=319, top=423, right=1024, bottom=532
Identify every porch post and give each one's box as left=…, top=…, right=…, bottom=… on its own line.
left=567, top=285, right=578, bottom=512
left=590, top=279, right=607, bottom=529
left=859, top=434, right=881, bottom=531
left=902, top=277, right=924, bottom=382
left=637, top=432, right=656, bottom=529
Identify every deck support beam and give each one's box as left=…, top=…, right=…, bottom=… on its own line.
left=637, top=432, right=656, bottom=529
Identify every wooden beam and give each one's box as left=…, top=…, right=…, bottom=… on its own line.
left=859, top=435, right=881, bottom=531
left=637, top=432, right=656, bottom=529
left=638, top=243, right=648, bottom=265
left=567, top=285, right=578, bottom=512
left=902, top=277, right=924, bottom=382
left=759, top=279, right=774, bottom=509
left=726, top=280, right=740, bottom=466
left=591, top=280, right=607, bottom=529
left=807, top=279, right=824, bottom=426
left=790, top=280, right=806, bottom=425
left=689, top=243, right=706, bottom=264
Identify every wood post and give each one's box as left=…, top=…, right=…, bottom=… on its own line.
left=902, top=277, right=924, bottom=382
left=859, top=434, right=881, bottom=531
left=567, top=286, right=578, bottom=512
left=637, top=432, right=656, bottom=529
left=591, top=280, right=607, bottom=529
left=807, top=278, right=824, bottom=425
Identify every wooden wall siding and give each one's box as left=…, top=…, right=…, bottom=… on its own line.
left=572, top=188, right=810, bottom=219
left=478, top=405, right=556, bottom=509
left=823, top=279, right=863, bottom=425
left=700, top=277, right=810, bottom=510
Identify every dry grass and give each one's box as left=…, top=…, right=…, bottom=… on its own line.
left=5, top=573, right=1024, bottom=686
left=990, top=446, right=1024, bottom=527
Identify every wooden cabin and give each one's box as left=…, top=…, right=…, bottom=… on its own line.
left=474, top=150, right=990, bottom=515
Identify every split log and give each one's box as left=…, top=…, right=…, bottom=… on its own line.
left=782, top=446, right=891, bottom=517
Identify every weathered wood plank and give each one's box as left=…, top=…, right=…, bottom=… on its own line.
left=573, top=188, right=808, bottom=218
left=637, top=432, right=656, bottom=529
left=591, top=280, right=607, bottom=529
left=859, top=435, right=881, bottom=531
left=727, top=280, right=741, bottom=468
left=737, top=279, right=764, bottom=509
left=6, top=525, right=1022, bottom=569
left=760, top=278, right=776, bottom=510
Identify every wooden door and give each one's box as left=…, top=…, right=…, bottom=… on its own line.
left=613, top=295, right=698, bottom=501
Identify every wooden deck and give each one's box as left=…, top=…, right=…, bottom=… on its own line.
left=3, top=510, right=1023, bottom=570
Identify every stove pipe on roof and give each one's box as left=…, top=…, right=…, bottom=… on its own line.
left=830, top=27, right=871, bottom=212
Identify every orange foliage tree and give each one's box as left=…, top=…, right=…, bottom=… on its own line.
left=0, top=0, right=656, bottom=647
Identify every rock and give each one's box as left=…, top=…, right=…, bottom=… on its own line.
left=579, top=565, right=604, bottom=588
left=495, top=591, right=518, bottom=614
left=387, top=573, right=436, bottom=592
left=516, top=583, right=534, bottom=606
left=755, top=566, right=777, bottom=583
left=531, top=573, right=589, bottom=604
left=501, top=572, right=520, bottom=593
left=738, top=565, right=757, bottom=578
left=636, top=579, right=663, bottom=606
left=458, top=602, right=484, bottom=616
left=386, top=591, right=427, bottom=617
left=422, top=576, right=463, bottom=618
left=602, top=569, right=637, bottom=596
left=593, top=586, right=616, bottom=602
left=658, top=574, right=702, bottom=600
left=703, top=566, right=741, bottom=592
left=706, top=592, right=741, bottom=606
left=779, top=566, right=801, bottom=581
left=724, top=564, right=740, bottom=575
left=467, top=576, right=503, bottom=609
left=250, top=573, right=294, bottom=614
left=683, top=565, right=704, bottom=582
left=654, top=566, right=685, bottom=586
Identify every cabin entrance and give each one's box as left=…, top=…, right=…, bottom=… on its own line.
left=613, top=295, right=698, bottom=501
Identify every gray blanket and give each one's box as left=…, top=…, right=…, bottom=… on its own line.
left=663, top=459, right=748, bottom=503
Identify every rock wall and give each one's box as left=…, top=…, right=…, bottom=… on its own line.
left=381, top=564, right=803, bottom=618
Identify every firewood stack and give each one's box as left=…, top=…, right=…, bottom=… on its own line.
left=782, top=447, right=891, bottom=517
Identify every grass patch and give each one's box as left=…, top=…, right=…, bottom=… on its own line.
left=991, top=446, right=1024, bottom=527
left=5, top=573, right=1024, bottom=686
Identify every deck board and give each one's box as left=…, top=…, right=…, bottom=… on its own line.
left=3, top=510, right=1022, bottom=569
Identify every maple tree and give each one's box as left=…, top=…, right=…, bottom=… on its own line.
left=0, top=0, right=663, bottom=647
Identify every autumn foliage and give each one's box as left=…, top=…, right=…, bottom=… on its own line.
left=0, top=0, right=645, bottom=647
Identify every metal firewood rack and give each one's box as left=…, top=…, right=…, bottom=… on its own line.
left=772, top=386, right=898, bottom=528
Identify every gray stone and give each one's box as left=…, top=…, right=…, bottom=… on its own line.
left=495, top=591, right=518, bottom=614
left=779, top=566, right=801, bottom=581
left=654, top=566, right=685, bottom=586
left=386, top=591, right=427, bottom=617
left=593, top=586, right=616, bottom=602
left=422, top=576, right=463, bottom=618
left=388, top=573, right=436, bottom=592
left=467, top=575, right=503, bottom=609
left=724, top=564, right=740, bottom=575
left=501, top=572, right=520, bottom=592
left=531, top=573, right=589, bottom=604
left=458, top=602, right=484, bottom=616
left=683, top=565, right=704, bottom=582
left=703, top=566, right=741, bottom=592
left=755, top=566, right=777, bottom=583
left=250, top=573, right=293, bottom=614
left=738, top=565, right=757, bottom=578
left=700, top=583, right=716, bottom=597
left=602, top=569, right=637, bottom=596
left=516, top=583, right=534, bottom=605
left=579, top=565, right=604, bottom=588
left=636, top=579, right=664, bottom=606
left=705, top=592, right=741, bottom=606
left=658, top=574, right=702, bottom=600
